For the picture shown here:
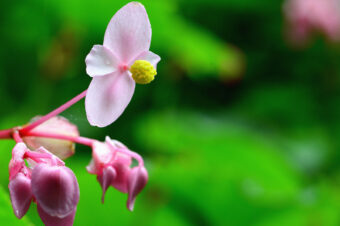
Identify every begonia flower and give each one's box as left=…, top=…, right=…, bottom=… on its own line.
left=23, top=116, right=79, bottom=159
left=8, top=143, right=79, bottom=226
left=85, top=2, right=161, bottom=127
left=86, top=136, right=148, bottom=211
left=284, top=0, right=340, bottom=44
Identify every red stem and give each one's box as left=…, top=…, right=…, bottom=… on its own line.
left=20, top=89, right=87, bottom=135
left=0, top=128, right=13, bottom=139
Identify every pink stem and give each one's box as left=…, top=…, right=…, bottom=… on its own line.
left=105, top=137, right=144, bottom=166
left=24, top=131, right=95, bottom=147
left=12, top=131, right=23, bottom=143
left=117, top=148, right=144, bottom=166
left=20, top=89, right=87, bottom=135
left=25, top=151, right=53, bottom=160
left=0, top=128, right=13, bottom=139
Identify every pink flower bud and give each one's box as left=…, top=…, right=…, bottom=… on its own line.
left=97, top=166, right=116, bottom=203
left=127, top=166, right=148, bottom=211
left=87, top=140, right=132, bottom=193
left=8, top=173, right=33, bottom=219
left=31, top=164, right=79, bottom=219
left=23, top=116, right=79, bottom=159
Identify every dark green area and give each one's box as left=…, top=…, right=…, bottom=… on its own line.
left=0, top=0, right=340, bottom=225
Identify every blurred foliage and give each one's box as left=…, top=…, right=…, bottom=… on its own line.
left=1, top=0, right=340, bottom=225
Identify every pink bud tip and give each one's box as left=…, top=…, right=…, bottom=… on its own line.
left=127, top=166, right=148, bottom=211
left=37, top=205, right=76, bottom=226
left=97, top=166, right=116, bottom=203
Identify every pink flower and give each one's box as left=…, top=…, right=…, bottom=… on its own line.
left=284, top=0, right=340, bottom=44
left=85, top=2, right=160, bottom=127
left=87, top=137, right=148, bottom=211
left=8, top=143, right=79, bottom=226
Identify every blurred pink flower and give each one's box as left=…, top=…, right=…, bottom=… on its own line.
left=85, top=2, right=160, bottom=127
left=87, top=137, right=148, bottom=211
left=284, top=0, right=340, bottom=44
left=23, top=116, right=79, bottom=159
left=8, top=143, right=79, bottom=226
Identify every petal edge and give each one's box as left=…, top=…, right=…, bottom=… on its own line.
left=85, top=45, right=119, bottom=77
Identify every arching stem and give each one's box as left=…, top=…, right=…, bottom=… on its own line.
left=20, top=89, right=87, bottom=135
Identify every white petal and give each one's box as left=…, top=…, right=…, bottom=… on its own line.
left=142, top=51, right=161, bottom=69
left=130, top=51, right=161, bottom=70
left=85, top=72, right=135, bottom=127
left=103, top=2, right=151, bottom=64
left=85, top=45, right=119, bottom=77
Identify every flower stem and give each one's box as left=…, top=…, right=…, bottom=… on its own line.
left=12, top=131, right=23, bottom=143
left=118, top=147, right=144, bottom=166
left=20, top=89, right=87, bottom=135
left=0, top=128, right=13, bottom=139
left=23, top=131, right=95, bottom=147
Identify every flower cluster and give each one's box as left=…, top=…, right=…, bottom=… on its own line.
left=9, top=143, right=79, bottom=225
left=1, top=2, right=160, bottom=226
left=86, top=137, right=148, bottom=211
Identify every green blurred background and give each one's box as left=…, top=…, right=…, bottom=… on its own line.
left=1, top=0, right=340, bottom=225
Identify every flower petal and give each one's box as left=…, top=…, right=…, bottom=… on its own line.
left=143, top=51, right=161, bottom=69
left=86, top=159, right=96, bottom=174
left=127, top=166, right=148, bottom=211
left=9, top=173, right=32, bottom=219
left=85, top=72, right=135, bottom=127
left=132, top=51, right=161, bottom=69
left=85, top=45, right=119, bottom=77
left=37, top=205, right=76, bottom=226
left=103, top=2, right=151, bottom=63
left=31, top=164, right=79, bottom=218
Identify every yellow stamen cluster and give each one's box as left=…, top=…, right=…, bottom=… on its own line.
left=130, top=60, right=157, bottom=84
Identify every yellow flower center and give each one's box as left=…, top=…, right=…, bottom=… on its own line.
left=129, top=60, right=157, bottom=84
